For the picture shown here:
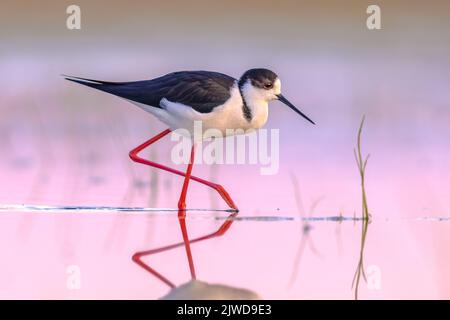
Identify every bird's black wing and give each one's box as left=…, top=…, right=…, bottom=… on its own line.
left=64, top=71, right=236, bottom=114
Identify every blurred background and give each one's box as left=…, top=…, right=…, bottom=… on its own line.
left=0, top=0, right=449, bottom=299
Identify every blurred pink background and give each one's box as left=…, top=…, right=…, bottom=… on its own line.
left=0, top=0, right=450, bottom=299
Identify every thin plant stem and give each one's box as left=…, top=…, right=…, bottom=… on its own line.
left=352, top=115, right=371, bottom=300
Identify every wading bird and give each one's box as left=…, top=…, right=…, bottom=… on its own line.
left=65, top=68, right=314, bottom=288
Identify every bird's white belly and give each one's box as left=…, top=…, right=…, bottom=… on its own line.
left=130, top=86, right=268, bottom=141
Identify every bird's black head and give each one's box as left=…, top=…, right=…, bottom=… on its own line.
left=238, top=68, right=279, bottom=90
left=238, top=68, right=315, bottom=125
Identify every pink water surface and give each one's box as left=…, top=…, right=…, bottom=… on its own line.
left=1, top=91, right=449, bottom=299
left=1, top=0, right=450, bottom=298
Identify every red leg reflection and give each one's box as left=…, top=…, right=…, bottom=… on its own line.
left=132, top=212, right=237, bottom=288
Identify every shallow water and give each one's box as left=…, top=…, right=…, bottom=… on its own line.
left=1, top=1, right=450, bottom=298
left=0, top=202, right=449, bottom=299
left=2, top=81, right=450, bottom=299
left=1, top=82, right=450, bottom=299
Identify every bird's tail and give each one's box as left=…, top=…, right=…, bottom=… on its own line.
left=62, top=75, right=155, bottom=107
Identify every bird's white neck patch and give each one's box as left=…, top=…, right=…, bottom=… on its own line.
left=239, top=80, right=270, bottom=128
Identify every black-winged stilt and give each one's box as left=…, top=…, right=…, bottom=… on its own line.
left=65, top=68, right=314, bottom=288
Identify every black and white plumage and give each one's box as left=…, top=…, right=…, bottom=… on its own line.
left=66, top=71, right=235, bottom=114
left=65, top=68, right=314, bottom=139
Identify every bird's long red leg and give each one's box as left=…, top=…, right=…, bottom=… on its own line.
left=129, top=129, right=238, bottom=211
left=129, top=129, right=238, bottom=287
left=177, top=144, right=197, bottom=280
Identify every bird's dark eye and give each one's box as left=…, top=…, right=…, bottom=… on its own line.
left=264, top=83, right=273, bottom=89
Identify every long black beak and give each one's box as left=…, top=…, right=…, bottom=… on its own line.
left=277, top=94, right=315, bottom=125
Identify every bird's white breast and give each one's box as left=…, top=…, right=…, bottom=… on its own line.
left=195, top=84, right=269, bottom=135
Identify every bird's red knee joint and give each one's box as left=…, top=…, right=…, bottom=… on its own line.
left=129, top=151, right=138, bottom=161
